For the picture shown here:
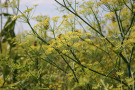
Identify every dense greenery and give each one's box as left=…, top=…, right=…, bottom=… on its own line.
left=0, top=0, right=135, bottom=89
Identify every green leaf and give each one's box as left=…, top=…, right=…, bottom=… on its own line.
left=0, top=16, right=16, bottom=46
left=0, top=13, right=12, bottom=16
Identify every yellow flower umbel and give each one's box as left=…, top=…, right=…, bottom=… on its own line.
left=23, top=8, right=34, bottom=13
left=45, top=47, right=55, bottom=55
left=62, top=50, right=69, bottom=54
left=52, top=16, right=60, bottom=22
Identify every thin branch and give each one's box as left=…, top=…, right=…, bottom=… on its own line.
left=123, top=0, right=132, bottom=12
left=114, top=10, right=124, bottom=37
left=125, top=12, right=135, bottom=35
left=129, top=46, right=134, bottom=63
left=55, top=0, right=115, bottom=47
left=63, top=53, right=128, bottom=87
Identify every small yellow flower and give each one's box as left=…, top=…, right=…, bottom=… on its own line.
left=72, top=36, right=79, bottom=40
left=116, top=70, right=124, bottom=75
left=73, top=42, right=80, bottom=49
left=45, top=48, right=55, bottom=54
left=52, top=16, right=60, bottom=22
left=125, top=77, right=134, bottom=86
left=62, top=15, right=67, bottom=18
left=68, top=14, right=74, bottom=19
left=49, top=85, right=52, bottom=88
left=85, top=39, right=92, bottom=43
left=34, top=4, right=38, bottom=7
left=42, top=18, right=50, bottom=26
left=62, top=50, right=69, bottom=54
left=85, top=33, right=91, bottom=36
left=23, top=8, right=34, bottom=13
left=104, top=12, right=114, bottom=18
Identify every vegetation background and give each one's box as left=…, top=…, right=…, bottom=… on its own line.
left=0, top=0, right=135, bottom=89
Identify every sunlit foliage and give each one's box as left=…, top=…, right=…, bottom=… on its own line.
left=0, top=0, right=135, bottom=89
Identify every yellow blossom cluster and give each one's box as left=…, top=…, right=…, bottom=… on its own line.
left=104, top=12, right=115, bottom=19
left=67, top=14, right=74, bottom=19
left=33, top=18, right=50, bottom=30
left=23, top=8, right=34, bottom=13
left=59, top=14, right=75, bottom=31
left=62, top=15, right=67, bottom=18
left=1, top=0, right=18, bottom=7
left=99, top=0, right=124, bottom=5
left=52, top=16, right=60, bottom=22
left=49, top=83, right=62, bottom=89
left=44, top=31, right=93, bottom=56
left=124, top=38, right=135, bottom=46
left=45, top=47, right=55, bottom=55
left=62, top=50, right=69, bottom=54
left=42, top=18, right=50, bottom=27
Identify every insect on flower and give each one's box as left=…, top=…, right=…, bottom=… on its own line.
left=58, top=34, right=62, bottom=38
left=33, top=41, right=37, bottom=46
left=67, top=44, right=70, bottom=47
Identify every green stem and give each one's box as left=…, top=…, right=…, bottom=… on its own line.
left=129, top=46, right=134, bottom=63
left=0, top=0, right=3, bottom=53
left=63, top=53, right=128, bottom=87
left=90, top=7, right=102, bottom=32
left=56, top=49, right=79, bottom=83
left=125, top=12, right=135, bottom=35
left=55, top=0, right=115, bottom=47
left=114, top=10, right=124, bottom=37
